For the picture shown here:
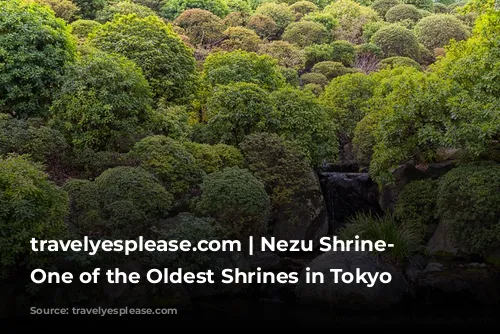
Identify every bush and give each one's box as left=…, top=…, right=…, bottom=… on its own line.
left=401, top=0, right=433, bottom=11
left=385, top=4, right=423, bottom=25
left=362, top=20, right=388, bottom=43
left=324, top=0, right=380, bottom=43
left=311, top=61, right=357, bottom=80
left=352, top=111, right=381, bottom=165
left=194, top=167, right=270, bottom=240
left=49, top=49, right=153, bottom=152
left=268, top=87, right=338, bottom=165
left=303, top=83, right=324, bottom=96
left=338, top=213, right=422, bottom=264
left=69, top=19, right=102, bottom=40
left=95, top=0, right=156, bottom=23
left=371, top=23, right=420, bottom=60
left=0, top=155, right=68, bottom=278
left=300, top=72, right=329, bottom=87
left=73, top=0, right=107, bottom=19
left=226, top=0, right=252, bottom=13
left=247, top=14, right=279, bottom=39
left=183, top=141, right=243, bottom=174
left=377, top=56, right=422, bottom=70
left=290, top=1, right=319, bottom=20
left=240, top=132, right=312, bottom=210
left=131, top=0, right=165, bottom=11
left=32, top=0, right=80, bottom=22
left=65, top=166, right=173, bottom=238
left=370, top=0, right=402, bottom=18
left=88, top=14, right=198, bottom=102
left=204, top=83, right=274, bottom=145
left=320, top=73, right=376, bottom=142
left=434, top=3, right=448, bottom=13
left=160, top=0, right=230, bottom=20
left=147, top=100, right=192, bottom=141
left=302, top=11, right=338, bottom=31
left=414, top=14, right=470, bottom=50
left=394, top=179, right=438, bottom=240
left=258, top=41, right=306, bottom=70
left=355, top=43, right=384, bottom=66
left=174, top=8, right=225, bottom=46
left=201, top=50, right=286, bottom=91
left=223, top=11, right=250, bottom=26
left=436, top=161, right=500, bottom=255
left=255, top=2, right=295, bottom=33
left=279, top=67, right=300, bottom=86
left=303, top=43, right=335, bottom=69
left=0, top=0, right=76, bottom=118
left=0, top=115, right=68, bottom=163
left=330, top=40, right=357, bottom=67
left=282, top=21, right=329, bottom=47
left=127, top=135, right=205, bottom=205
left=219, top=26, right=262, bottom=52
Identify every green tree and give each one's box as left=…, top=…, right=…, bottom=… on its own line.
left=255, top=2, right=295, bottom=33
left=204, top=83, right=275, bottom=145
left=95, top=0, right=157, bottom=23
left=282, top=20, right=329, bottom=47
left=370, top=0, right=402, bottom=18
left=73, top=0, right=108, bottom=19
left=371, top=23, right=421, bottom=60
left=160, top=0, right=230, bottom=20
left=414, top=14, right=470, bottom=50
left=269, top=87, right=338, bottom=165
left=49, top=49, right=153, bottom=152
left=88, top=14, right=198, bottom=102
left=0, top=0, right=76, bottom=118
left=258, top=41, right=306, bottom=70
left=174, top=8, right=225, bottom=46
left=194, top=167, right=271, bottom=241
left=201, top=50, right=286, bottom=91
left=0, top=155, right=69, bottom=279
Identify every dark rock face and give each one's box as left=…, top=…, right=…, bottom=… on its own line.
left=273, top=169, right=328, bottom=246
left=415, top=262, right=500, bottom=305
left=295, top=251, right=408, bottom=309
left=318, top=172, right=382, bottom=232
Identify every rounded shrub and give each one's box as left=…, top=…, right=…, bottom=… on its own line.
left=201, top=50, right=286, bottom=91
left=377, top=56, right=422, bottom=70
left=413, top=14, right=470, bottom=50
left=258, top=41, right=306, bottom=70
left=33, top=0, right=80, bottom=22
left=303, top=83, right=324, bottom=96
left=226, top=0, right=252, bottom=13
left=303, top=43, right=335, bottom=69
left=183, top=142, right=243, bottom=174
left=282, top=21, right=329, bottom=47
left=247, top=14, right=279, bottom=39
left=194, top=167, right=271, bottom=241
left=255, top=2, right=295, bottom=33
left=73, top=0, right=107, bottom=19
left=49, top=49, right=153, bottom=152
left=371, top=24, right=420, bottom=60
left=0, top=155, right=68, bottom=278
left=219, top=26, right=262, bottom=52
left=174, top=8, right=225, bottom=46
left=268, top=87, right=338, bottom=165
left=290, top=1, right=319, bottom=20
left=204, top=83, right=274, bottom=145
left=223, top=11, right=250, bottom=26
left=311, top=61, right=357, bottom=80
left=88, top=14, right=198, bottom=102
left=0, top=0, right=76, bottom=118
left=302, top=11, right=338, bottom=31
left=240, top=132, right=312, bottom=209
left=160, top=0, right=230, bottom=20
left=434, top=3, right=448, bottom=13
left=279, top=66, right=300, bottom=86
left=352, top=111, right=381, bottom=166
left=300, top=72, right=329, bottom=87
left=355, top=43, right=384, bottom=60
left=436, top=161, right=500, bottom=255
left=330, top=40, right=357, bottom=67
left=394, top=179, right=438, bottom=241
left=69, top=19, right=102, bottom=40
left=320, top=72, right=376, bottom=142
left=401, top=0, right=433, bottom=11
left=127, top=135, right=205, bottom=204
left=370, top=0, right=402, bottom=18
left=385, top=4, right=423, bottom=25
left=147, top=101, right=192, bottom=141
left=95, top=0, right=156, bottom=23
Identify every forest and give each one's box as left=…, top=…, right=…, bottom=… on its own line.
left=0, top=0, right=499, bottom=320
